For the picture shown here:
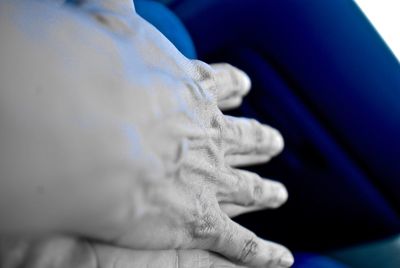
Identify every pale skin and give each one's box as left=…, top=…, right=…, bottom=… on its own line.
left=0, top=0, right=293, bottom=267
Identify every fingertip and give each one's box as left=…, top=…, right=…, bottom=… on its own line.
left=278, top=184, right=289, bottom=205
left=270, top=128, right=284, bottom=157
left=279, top=250, right=295, bottom=267
left=269, top=182, right=288, bottom=208
left=255, top=179, right=288, bottom=209
left=211, top=63, right=251, bottom=97
left=258, top=239, right=294, bottom=268
left=234, top=68, right=251, bottom=96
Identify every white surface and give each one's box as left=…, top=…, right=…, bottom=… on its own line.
left=354, top=0, right=400, bottom=61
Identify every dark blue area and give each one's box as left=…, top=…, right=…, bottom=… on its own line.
left=135, top=0, right=196, bottom=59
left=293, top=253, right=349, bottom=268
left=136, top=0, right=400, bottom=256
left=168, top=0, right=400, bottom=251
left=214, top=48, right=399, bottom=251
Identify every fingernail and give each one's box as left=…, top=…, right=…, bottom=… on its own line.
left=240, top=71, right=251, bottom=93
left=235, top=68, right=252, bottom=94
left=278, top=251, right=294, bottom=267
left=269, top=183, right=288, bottom=208
left=270, top=129, right=284, bottom=156
left=276, top=184, right=288, bottom=205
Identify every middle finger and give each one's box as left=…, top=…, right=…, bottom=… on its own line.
left=223, top=116, right=284, bottom=167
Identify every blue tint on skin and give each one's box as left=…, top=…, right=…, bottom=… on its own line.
left=121, top=123, right=143, bottom=159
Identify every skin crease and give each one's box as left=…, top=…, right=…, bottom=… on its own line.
left=0, top=0, right=293, bottom=267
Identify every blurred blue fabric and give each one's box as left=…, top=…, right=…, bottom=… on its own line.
left=329, top=235, right=400, bottom=268
left=135, top=0, right=400, bottom=266
left=167, top=0, right=400, bottom=251
left=135, top=0, right=196, bottom=58
left=293, top=253, right=349, bottom=268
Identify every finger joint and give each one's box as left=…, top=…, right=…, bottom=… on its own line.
left=239, top=236, right=259, bottom=263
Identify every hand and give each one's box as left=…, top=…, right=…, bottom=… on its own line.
left=0, top=1, right=293, bottom=267
left=1, top=236, right=250, bottom=268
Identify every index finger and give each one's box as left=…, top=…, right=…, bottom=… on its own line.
left=210, top=63, right=251, bottom=110
left=190, top=61, right=251, bottom=110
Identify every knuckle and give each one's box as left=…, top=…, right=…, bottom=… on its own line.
left=210, top=115, right=229, bottom=142
left=221, top=116, right=239, bottom=140
left=233, top=170, right=261, bottom=206
left=234, top=120, right=244, bottom=139
left=252, top=182, right=264, bottom=203
left=183, top=78, right=214, bottom=106
left=190, top=205, right=223, bottom=240
left=210, top=114, right=225, bottom=133
left=224, top=118, right=244, bottom=144
left=220, top=213, right=233, bottom=235
left=190, top=60, right=218, bottom=102
left=191, top=60, right=215, bottom=81
left=231, top=169, right=244, bottom=190
left=196, top=214, right=218, bottom=238
left=238, top=236, right=259, bottom=263
left=214, top=214, right=235, bottom=249
left=184, top=79, right=207, bottom=101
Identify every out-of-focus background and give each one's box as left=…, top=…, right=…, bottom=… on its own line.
left=135, top=0, right=400, bottom=267
left=354, top=0, right=400, bottom=61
